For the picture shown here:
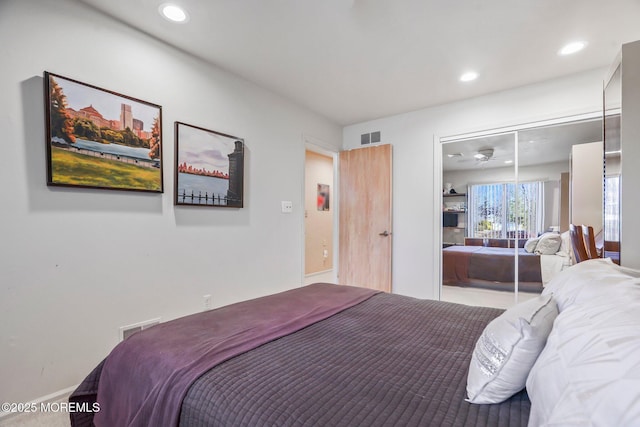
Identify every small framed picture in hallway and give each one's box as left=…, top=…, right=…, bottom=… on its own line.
left=174, top=122, right=245, bottom=208
left=317, top=184, right=330, bottom=211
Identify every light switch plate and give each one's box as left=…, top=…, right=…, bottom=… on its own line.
left=281, top=201, right=293, bottom=213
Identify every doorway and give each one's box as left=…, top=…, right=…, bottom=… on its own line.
left=304, top=141, right=338, bottom=285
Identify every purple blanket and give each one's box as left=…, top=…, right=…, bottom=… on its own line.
left=93, top=283, right=379, bottom=427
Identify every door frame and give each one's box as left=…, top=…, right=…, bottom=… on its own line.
left=302, top=134, right=339, bottom=285
left=433, top=111, right=602, bottom=302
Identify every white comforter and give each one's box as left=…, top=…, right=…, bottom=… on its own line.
left=539, top=253, right=572, bottom=285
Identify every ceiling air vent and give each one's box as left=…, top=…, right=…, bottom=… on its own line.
left=360, top=131, right=381, bottom=145
left=371, top=131, right=381, bottom=143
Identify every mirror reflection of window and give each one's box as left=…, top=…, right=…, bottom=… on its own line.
left=604, top=175, right=620, bottom=242
left=468, top=181, right=543, bottom=240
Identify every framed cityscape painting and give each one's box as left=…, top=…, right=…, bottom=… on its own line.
left=175, top=122, right=244, bottom=208
left=44, top=72, right=163, bottom=192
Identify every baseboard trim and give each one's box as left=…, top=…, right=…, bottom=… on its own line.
left=305, top=269, right=333, bottom=277
left=0, top=384, right=78, bottom=420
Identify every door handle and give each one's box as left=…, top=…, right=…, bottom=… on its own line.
left=379, top=230, right=391, bottom=237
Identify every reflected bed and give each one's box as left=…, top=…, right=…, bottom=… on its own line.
left=443, top=246, right=544, bottom=293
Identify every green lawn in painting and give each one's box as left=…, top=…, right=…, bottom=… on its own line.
left=50, top=146, right=161, bottom=191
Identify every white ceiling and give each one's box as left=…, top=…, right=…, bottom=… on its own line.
left=78, top=0, right=640, bottom=126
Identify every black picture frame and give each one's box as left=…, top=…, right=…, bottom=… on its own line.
left=44, top=72, right=163, bottom=193
left=174, top=122, right=244, bottom=208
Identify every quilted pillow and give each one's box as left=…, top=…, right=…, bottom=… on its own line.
left=527, top=259, right=640, bottom=425
left=466, top=294, right=558, bottom=404
left=534, top=232, right=562, bottom=255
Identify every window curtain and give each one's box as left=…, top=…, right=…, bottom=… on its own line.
left=468, top=183, right=504, bottom=239
left=604, top=175, right=620, bottom=241
left=468, top=181, right=544, bottom=239
left=513, top=181, right=544, bottom=239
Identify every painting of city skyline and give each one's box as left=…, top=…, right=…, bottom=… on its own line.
left=44, top=72, right=163, bottom=192
left=175, top=122, right=244, bottom=208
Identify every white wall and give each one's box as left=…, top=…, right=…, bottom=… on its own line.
left=0, top=0, right=341, bottom=404
left=571, top=142, right=604, bottom=231
left=444, top=161, right=569, bottom=187
left=344, top=68, right=606, bottom=300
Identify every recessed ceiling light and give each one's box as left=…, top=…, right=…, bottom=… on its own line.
left=504, top=160, right=513, bottom=164
left=460, top=71, right=478, bottom=82
left=559, top=41, right=586, bottom=56
left=160, top=3, right=188, bottom=23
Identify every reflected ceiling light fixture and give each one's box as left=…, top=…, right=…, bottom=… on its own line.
left=460, top=71, right=479, bottom=82
left=504, top=160, right=513, bottom=164
left=559, top=41, right=586, bottom=56
left=160, top=3, right=189, bottom=23
left=447, top=153, right=463, bottom=158
left=474, top=149, right=494, bottom=161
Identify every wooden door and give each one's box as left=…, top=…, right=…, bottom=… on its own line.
left=339, top=144, right=392, bottom=292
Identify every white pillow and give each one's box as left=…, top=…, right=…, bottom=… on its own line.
left=534, top=232, right=562, bottom=255
left=524, top=237, right=539, bottom=253
left=542, top=257, right=640, bottom=312
left=557, top=230, right=572, bottom=257
left=466, top=294, right=558, bottom=404
left=527, top=259, right=640, bottom=426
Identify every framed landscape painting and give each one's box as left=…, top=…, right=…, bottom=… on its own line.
left=44, top=72, right=163, bottom=192
left=175, top=122, right=244, bottom=208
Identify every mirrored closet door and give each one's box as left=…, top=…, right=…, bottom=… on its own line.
left=441, top=132, right=517, bottom=308
left=440, top=117, right=603, bottom=309
left=603, top=63, right=621, bottom=264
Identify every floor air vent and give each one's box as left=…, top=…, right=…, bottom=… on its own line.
left=119, top=317, right=161, bottom=341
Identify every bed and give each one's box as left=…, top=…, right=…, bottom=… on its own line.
left=71, top=258, right=640, bottom=426
left=443, top=246, right=543, bottom=293
left=70, top=284, right=531, bottom=427
left=443, top=234, right=573, bottom=293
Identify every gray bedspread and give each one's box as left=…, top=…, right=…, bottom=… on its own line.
left=92, top=284, right=377, bottom=426
left=179, top=292, right=530, bottom=427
